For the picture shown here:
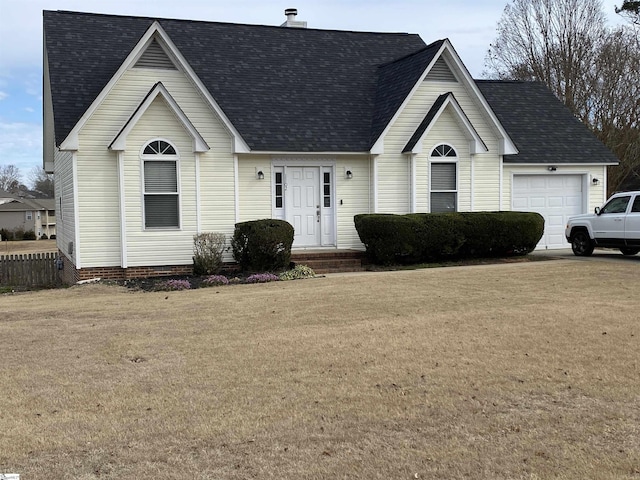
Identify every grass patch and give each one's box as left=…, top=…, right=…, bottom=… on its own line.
left=1, top=261, right=638, bottom=479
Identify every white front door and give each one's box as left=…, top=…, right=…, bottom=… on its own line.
left=288, top=167, right=321, bottom=247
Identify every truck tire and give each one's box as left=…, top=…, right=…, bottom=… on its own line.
left=571, top=231, right=594, bottom=256
left=620, top=247, right=640, bottom=256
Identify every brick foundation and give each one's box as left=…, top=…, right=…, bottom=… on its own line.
left=57, top=250, right=194, bottom=284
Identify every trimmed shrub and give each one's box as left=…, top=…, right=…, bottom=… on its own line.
left=231, top=219, right=294, bottom=272
left=40, top=234, right=49, bottom=240
left=193, top=232, right=226, bottom=275
left=355, top=211, right=544, bottom=264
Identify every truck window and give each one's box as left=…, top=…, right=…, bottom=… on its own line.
left=601, top=196, right=630, bottom=214
left=632, top=196, right=640, bottom=213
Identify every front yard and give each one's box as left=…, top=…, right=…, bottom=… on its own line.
left=1, top=261, right=638, bottom=479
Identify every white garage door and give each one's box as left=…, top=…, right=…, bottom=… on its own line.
left=512, top=175, right=585, bottom=249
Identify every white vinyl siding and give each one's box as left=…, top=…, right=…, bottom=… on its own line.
left=54, top=149, right=75, bottom=260
left=76, top=66, right=235, bottom=268
left=336, top=155, right=370, bottom=249
left=122, top=96, right=195, bottom=266
left=237, top=155, right=273, bottom=222
left=378, top=67, right=501, bottom=214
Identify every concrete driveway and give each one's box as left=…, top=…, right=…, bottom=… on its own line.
left=532, top=248, right=640, bottom=264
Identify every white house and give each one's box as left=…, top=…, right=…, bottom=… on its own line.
left=43, top=9, right=618, bottom=282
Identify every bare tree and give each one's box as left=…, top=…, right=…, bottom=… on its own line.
left=616, top=1, right=640, bottom=24
left=0, top=165, right=24, bottom=194
left=485, top=0, right=640, bottom=192
left=485, top=0, right=605, bottom=121
left=28, top=166, right=55, bottom=197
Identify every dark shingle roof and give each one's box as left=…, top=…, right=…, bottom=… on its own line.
left=476, top=80, right=618, bottom=164
left=44, top=10, right=426, bottom=152
left=370, top=41, right=443, bottom=146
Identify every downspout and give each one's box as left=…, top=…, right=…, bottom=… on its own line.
left=233, top=154, right=240, bottom=223
left=195, top=153, right=201, bottom=233
left=372, top=154, right=379, bottom=213
left=117, top=151, right=127, bottom=268
left=470, top=155, right=475, bottom=211
left=499, top=155, right=504, bottom=210
left=72, top=151, right=81, bottom=269
left=410, top=153, right=417, bottom=213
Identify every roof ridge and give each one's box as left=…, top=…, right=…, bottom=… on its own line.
left=44, top=10, right=420, bottom=37
left=377, top=39, right=446, bottom=69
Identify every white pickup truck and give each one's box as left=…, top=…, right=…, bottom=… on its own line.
left=565, top=191, right=640, bottom=256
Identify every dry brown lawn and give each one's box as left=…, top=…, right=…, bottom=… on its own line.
left=0, top=260, right=638, bottom=479
left=0, top=240, right=57, bottom=255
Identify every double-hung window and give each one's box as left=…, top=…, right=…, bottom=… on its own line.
left=430, top=144, right=457, bottom=213
left=142, top=140, right=179, bottom=228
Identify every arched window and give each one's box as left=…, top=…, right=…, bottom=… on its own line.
left=430, top=144, right=457, bottom=213
left=141, top=139, right=179, bottom=228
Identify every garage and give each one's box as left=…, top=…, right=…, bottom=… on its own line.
left=512, top=174, right=585, bottom=249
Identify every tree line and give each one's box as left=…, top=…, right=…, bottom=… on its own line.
left=485, top=0, right=640, bottom=192
left=0, top=165, right=54, bottom=197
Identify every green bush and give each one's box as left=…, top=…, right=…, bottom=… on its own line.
left=193, top=232, right=226, bottom=275
left=231, top=219, right=294, bottom=272
left=355, top=211, right=544, bottom=264
left=22, top=230, right=37, bottom=240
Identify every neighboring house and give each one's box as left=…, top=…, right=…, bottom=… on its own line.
left=43, top=9, right=618, bottom=282
left=0, top=194, right=56, bottom=239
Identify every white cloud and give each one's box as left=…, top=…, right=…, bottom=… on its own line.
left=0, top=91, right=7, bottom=101
left=24, top=107, right=35, bottom=113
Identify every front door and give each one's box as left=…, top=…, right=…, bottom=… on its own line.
left=288, top=167, right=321, bottom=247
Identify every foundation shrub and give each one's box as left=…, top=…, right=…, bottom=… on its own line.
left=193, top=232, right=226, bottom=275
left=231, top=219, right=294, bottom=272
left=355, top=212, right=544, bottom=264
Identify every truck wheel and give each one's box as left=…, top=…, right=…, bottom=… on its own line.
left=620, top=247, right=640, bottom=256
left=571, top=231, right=594, bottom=256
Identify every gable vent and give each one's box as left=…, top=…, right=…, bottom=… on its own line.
left=134, top=39, right=177, bottom=70
left=425, top=57, right=457, bottom=82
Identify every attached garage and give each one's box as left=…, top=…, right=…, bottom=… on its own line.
left=512, top=174, right=586, bottom=249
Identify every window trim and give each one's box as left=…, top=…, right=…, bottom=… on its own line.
left=140, top=138, right=181, bottom=230
left=429, top=144, right=459, bottom=213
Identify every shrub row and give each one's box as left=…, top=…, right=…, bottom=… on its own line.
left=354, top=211, right=544, bottom=264
left=0, top=227, right=37, bottom=241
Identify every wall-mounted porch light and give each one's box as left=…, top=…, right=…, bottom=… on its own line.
left=345, top=169, right=353, bottom=179
left=592, top=177, right=600, bottom=185
left=256, top=168, right=265, bottom=180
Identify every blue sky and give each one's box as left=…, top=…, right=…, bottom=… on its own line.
left=0, top=0, right=626, bottom=185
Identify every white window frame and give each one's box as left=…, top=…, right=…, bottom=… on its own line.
left=140, top=138, right=181, bottom=230
left=429, top=143, right=459, bottom=213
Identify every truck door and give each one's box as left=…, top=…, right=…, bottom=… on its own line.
left=593, top=195, right=630, bottom=246
left=625, top=195, right=640, bottom=247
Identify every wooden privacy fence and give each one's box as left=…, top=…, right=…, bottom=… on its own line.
left=0, top=252, right=60, bottom=288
